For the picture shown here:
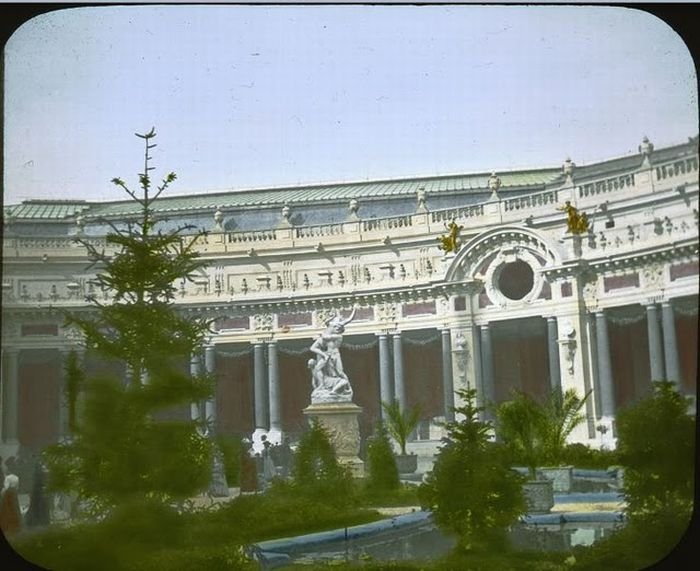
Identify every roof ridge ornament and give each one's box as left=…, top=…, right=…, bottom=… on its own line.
left=488, top=172, right=501, bottom=200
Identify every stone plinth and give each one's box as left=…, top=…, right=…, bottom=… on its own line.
left=303, top=402, right=364, bottom=477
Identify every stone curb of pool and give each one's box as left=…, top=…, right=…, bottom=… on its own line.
left=248, top=492, right=625, bottom=564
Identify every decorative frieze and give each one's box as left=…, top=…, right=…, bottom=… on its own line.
left=252, top=314, right=274, bottom=331
left=603, top=273, right=639, bottom=292
left=402, top=301, right=437, bottom=317
left=670, top=261, right=699, bottom=281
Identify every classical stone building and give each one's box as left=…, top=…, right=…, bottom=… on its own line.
left=2, top=135, right=698, bottom=462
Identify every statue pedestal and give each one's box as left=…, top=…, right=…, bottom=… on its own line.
left=303, top=402, right=364, bottom=477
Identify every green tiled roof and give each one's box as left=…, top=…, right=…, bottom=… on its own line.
left=4, top=137, right=696, bottom=221
left=4, top=200, right=90, bottom=220
left=80, top=168, right=563, bottom=219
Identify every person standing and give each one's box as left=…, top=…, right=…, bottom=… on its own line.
left=25, top=461, right=50, bottom=528
left=0, top=474, right=22, bottom=537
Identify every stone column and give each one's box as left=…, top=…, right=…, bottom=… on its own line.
left=661, top=301, right=681, bottom=387
left=392, top=332, right=406, bottom=412
left=547, top=317, right=562, bottom=395
left=204, top=345, right=217, bottom=428
left=2, top=348, right=20, bottom=443
left=595, top=311, right=616, bottom=418
left=646, top=303, right=665, bottom=382
left=378, top=333, right=393, bottom=417
left=267, top=340, right=282, bottom=437
left=471, top=324, right=484, bottom=412
left=58, top=348, right=72, bottom=439
left=189, top=352, right=202, bottom=422
left=253, top=342, right=268, bottom=430
left=479, top=324, right=495, bottom=416
left=441, top=329, right=455, bottom=422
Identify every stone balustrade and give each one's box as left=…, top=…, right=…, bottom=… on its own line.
left=577, top=174, right=636, bottom=199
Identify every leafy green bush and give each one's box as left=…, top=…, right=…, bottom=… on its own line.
left=216, top=434, right=243, bottom=486
left=419, top=388, right=526, bottom=552
left=616, top=381, right=695, bottom=517
left=366, top=421, right=400, bottom=492
left=291, top=419, right=354, bottom=505
left=558, top=443, right=618, bottom=469
left=571, top=381, right=695, bottom=570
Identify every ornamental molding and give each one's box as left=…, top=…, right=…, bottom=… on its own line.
left=445, top=226, right=560, bottom=282
left=543, top=240, right=697, bottom=281
left=175, top=281, right=478, bottom=318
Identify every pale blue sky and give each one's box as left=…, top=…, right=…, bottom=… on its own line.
left=3, top=4, right=698, bottom=204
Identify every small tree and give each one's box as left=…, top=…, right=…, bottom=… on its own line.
left=419, top=388, right=526, bottom=552
left=291, top=419, right=353, bottom=505
left=365, top=421, right=400, bottom=492
left=381, top=399, right=421, bottom=456
left=44, top=129, right=214, bottom=513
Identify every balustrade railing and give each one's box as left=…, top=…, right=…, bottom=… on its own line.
left=294, top=223, right=344, bottom=238
left=655, top=156, right=699, bottom=181
left=227, top=229, right=277, bottom=243
left=362, top=215, right=412, bottom=232
left=578, top=173, right=636, bottom=198
left=430, top=204, right=484, bottom=223
left=503, top=189, right=559, bottom=212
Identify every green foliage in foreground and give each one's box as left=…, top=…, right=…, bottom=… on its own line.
left=419, top=388, right=526, bottom=551
left=366, top=421, right=400, bottom=492
left=11, top=492, right=383, bottom=571
left=44, top=130, right=214, bottom=513
left=291, top=419, right=355, bottom=505
left=495, top=388, right=590, bottom=478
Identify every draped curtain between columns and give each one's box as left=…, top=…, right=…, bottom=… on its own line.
left=607, top=308, right=651, bottom=410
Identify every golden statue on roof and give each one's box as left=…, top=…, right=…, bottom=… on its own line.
left=558, top=201, right=590, bottom=235
left=437, top=219, right=463, bottom=253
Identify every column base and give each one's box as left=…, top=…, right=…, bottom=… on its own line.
left=303, top=402, right=364, bottom=477
left=596, top=416, right=618, bottom=450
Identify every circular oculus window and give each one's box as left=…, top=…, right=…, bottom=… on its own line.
left=497, top=260, right=534, bottom=301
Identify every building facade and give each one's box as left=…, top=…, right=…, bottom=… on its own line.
left=2, top=135, right=698, bottom=461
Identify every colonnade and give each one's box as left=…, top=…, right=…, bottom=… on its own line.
left=0, top=299, right=691, bottom=449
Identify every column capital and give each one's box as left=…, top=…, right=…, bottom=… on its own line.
left=2, top=346, right=21, bottom=356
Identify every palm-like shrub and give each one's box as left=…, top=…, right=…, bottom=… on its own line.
left=381, top=399, right=421, bottom=456
left=495, top=388, right=590, bottom=478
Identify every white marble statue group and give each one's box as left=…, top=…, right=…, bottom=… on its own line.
left=308, top=306, right=357, bottom=404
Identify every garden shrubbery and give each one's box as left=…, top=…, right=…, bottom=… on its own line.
left=365, top=421, right=400, bottom=493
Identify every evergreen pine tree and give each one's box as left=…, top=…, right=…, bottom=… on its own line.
left=44, top=129, right=214, bottom=513
left=366, top=421, right=400, bottom=492
left=419, top=388, right=526, bottom=552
